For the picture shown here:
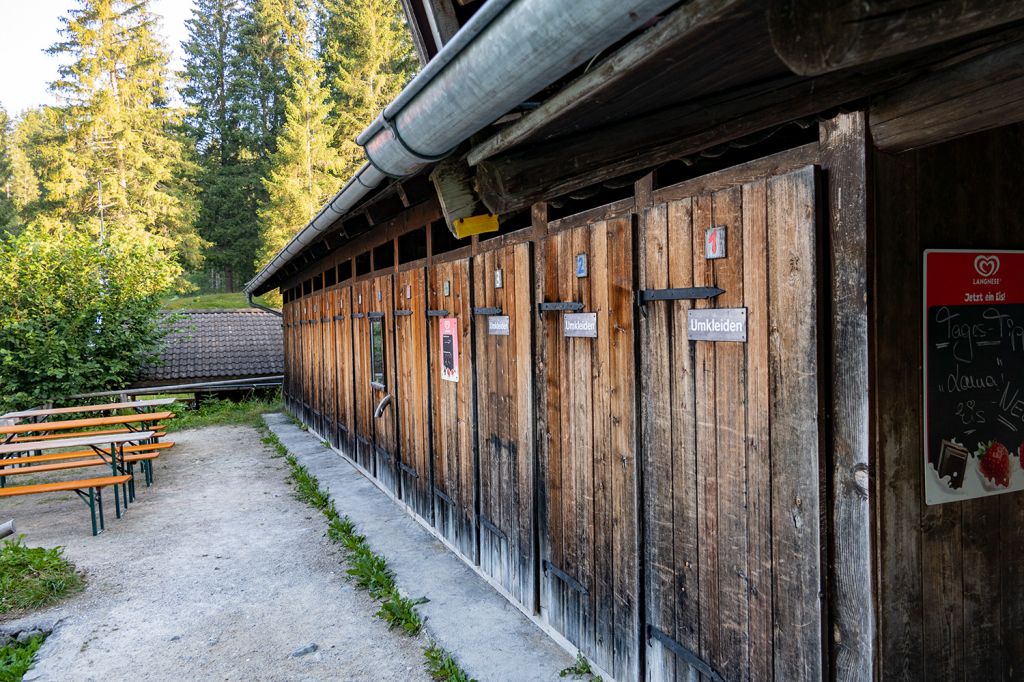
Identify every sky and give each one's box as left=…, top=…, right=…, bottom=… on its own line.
left=0, top=0, right=194, bottom=116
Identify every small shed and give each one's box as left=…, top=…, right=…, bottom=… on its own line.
left=133, top=309, right=283, bottom=391
left=246, top=1, right=1024, bottom=679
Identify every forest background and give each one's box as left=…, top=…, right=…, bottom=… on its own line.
left=0, top=0, right=416, bottom=409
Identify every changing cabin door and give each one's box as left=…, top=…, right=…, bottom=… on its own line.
left=394, top=267, right=431, bottom=519
left=333, top=286, right=355, bottom=454
left=321, top=289, right=338, bottom=446
left=427, top=258, right=477, bottom=562
left=370, top=274, right=399, bottom=494
left=639, top=165, right=824, bottom=682
left=472, top=242, right=535, bottom=613
left=312, top=291, right=329, bottom=437
left=537, top=217, right=638, bottom=682
left=352, top=279, right=376, bottom=475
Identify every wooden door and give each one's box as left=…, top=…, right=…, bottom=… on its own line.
left=333, top=286, right=356, bottom=455
left=352, top=279, right=375, bottom=474
left=427, top=258, right=477, bottom=562
left=322, top=289, right=338, bottom=446
left=370, top=274, right=399, bottom=494
left=284, top=302, right=294, bottom=411
left=472, top=243, right=536, bottom=612
left=394, top=268, right=432, bottom=520
left=537, top=217, right=638, bottom=682
left=311, top=292, right=327, bottom=436
left=640, top=165, right=823, bottom=682
left=301, top=297, right=313, bottom=423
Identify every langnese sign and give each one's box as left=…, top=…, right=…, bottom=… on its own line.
left=924, top=250, right=1024, bottom=504
left=687, top=308, right=747, bottom=342
left=439, top=317, right=459, bottom=383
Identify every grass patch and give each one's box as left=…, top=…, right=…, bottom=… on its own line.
left=0, top=635, right=46, bottom=681
left=559, top=652, right=603, bottom=681
left=0, top=538, right=84, bottom=615
left=424, top=642, right=476, bottom=682
left=162, top=292, right=277, bottom=310
left=163, top=397, right=281, bottom=432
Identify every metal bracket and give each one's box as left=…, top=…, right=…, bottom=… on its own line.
left=333, top=315, right=345, bottom=321
left=399, top=462, right=418, bottom=478
left=647, top=625, right=725, bottom=682
left=351, top=313, right=365, bottom=319
left=321, top=317, right=329, bottom=323
left=472, top=306, right=502, bottom=316
left=479, top=514, right=507, bottom=541
left=542, top=560, right=588, bottom=595
left=394, top=309, right=413, bottom=317
left=538, top=301, right=585, bottom=313
left=367, top=312, right=385, bottom=320
left=433, top=487, right=454, bottom=506
left=427, top=309, right=449, bottom=317
left=639, top=286, right=725, bottom=303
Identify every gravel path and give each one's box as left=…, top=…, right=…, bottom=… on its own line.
left=1, top=424, right=431, bottom=682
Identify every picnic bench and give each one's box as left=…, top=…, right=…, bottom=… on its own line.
left=1, top=398, right=176, bottom=423
left=0, top=431, right=156, bottom=535
left=0, top=477, right=130, bottom=536
left=0, top=411, right=174, bottom=445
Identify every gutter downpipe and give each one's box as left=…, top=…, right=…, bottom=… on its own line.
left=247, top=292, right=283, bottom=317
left=244, top=0, right=681, bottom=295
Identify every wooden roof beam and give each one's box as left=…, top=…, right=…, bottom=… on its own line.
left=768, top=0, right=1024, bottom=76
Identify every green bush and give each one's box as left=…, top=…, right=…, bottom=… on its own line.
left=0, top=537, right=84, bottom=614
left=0, top=226, right=177, bottom=412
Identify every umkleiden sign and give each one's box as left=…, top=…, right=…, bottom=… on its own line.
left=687, top=308, right=747, bottom=342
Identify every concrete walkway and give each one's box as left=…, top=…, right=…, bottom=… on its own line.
left=264, top=412, right=576, bottom=682
left=2, top=424, right=430, bottom=681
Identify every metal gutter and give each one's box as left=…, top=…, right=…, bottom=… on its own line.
left=247, top=292, right=283, bottom=317
left=245, top=0, right=682, bottom=295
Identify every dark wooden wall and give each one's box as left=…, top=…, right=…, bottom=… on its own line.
left=874, top=123, right=1024, bottom=681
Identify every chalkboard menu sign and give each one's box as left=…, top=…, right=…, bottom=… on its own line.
left=924, top=250, right=1024, bottom=504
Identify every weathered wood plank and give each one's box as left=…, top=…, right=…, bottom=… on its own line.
left=767, top=166, right=823, bottom=682
left=740, top=179, right=773, bottom=682
left=820, top=111, right=874, bottom=681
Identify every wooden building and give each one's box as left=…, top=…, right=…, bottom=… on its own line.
left=248, top=2, right=1024, bottom=679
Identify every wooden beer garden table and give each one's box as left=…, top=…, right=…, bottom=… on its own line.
left=0, top=431, right=156, bottom=534
left=0, top=411, right=175, bottom=445
left=0, top=398, right=176, bottom=424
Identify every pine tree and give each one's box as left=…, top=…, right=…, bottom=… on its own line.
left=316, top=0, right=417, bottom=175
left=0, top=107, right=17, bottom=230
left=46, top=0, right=202, bottom=272
left=257, top=0, right=344, bottom=270
left=181, top=0, right=262, bottom=290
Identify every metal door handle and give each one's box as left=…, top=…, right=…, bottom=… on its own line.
left=374, top=394, right=393, bottom=419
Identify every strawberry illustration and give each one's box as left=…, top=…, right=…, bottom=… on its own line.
left=976, top=441, right=1011, bottom=488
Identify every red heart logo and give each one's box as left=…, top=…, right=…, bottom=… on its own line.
left=975, top=255, right=1000, bottom=277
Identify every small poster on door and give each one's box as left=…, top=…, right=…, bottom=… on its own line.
left=924, top=249, right=1024, bottom=504
left=439, top=317, right=459, bottom=383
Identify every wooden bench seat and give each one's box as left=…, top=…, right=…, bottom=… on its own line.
left=0, top=441, right=174, bottom=467
left=9, top=427, right=166, bottom=443
left=0, top=451, right=160, bottom=478
left=0, top=475, right=132, bottom=535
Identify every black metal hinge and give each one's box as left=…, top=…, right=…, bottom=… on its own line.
left=427, top=309, right=449, bottom=317
left=542, top=560, right=588, bottom=595
left=351, top=313, right=365, bottom=319
left=394, top=309, right=413, bottom=317
left=538, top=301, right=585, bottom=313
left=399, top=462, right=418, bottom=478
left=333, top=315, right=345, bottom=321
left=472, top=306, right=502, bottom=316
left=367, top=312, right=385, bottom=320
left=321, top=316, right=329, bottom=323
left=433, top=487, right=454, bottom=506
left=647, top=625, right=725, bottom=682
left=638, top=286, right=724, bottom=303
left=479, top=514, right=507, bottom=541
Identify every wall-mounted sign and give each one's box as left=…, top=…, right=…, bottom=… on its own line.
left=564, top=312, right=597, bottom=338
left=488, top=315, right=510, bottom=336
left=439, top=317, right=459, bottom=382
left=687, top=308, right=747, bottom=342
left=575, top=254, right=588, bottom=278
left=405, top=285, right=411, bottom=299
left=924, top=249, right=1024, bottom=504
left=443, top=280, right=451, bottom=297
left=494, top=269, right=504, bottom=289
left=705, top=225, right=727, bottom=259
left=377, top=289, right=382, bottom=301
